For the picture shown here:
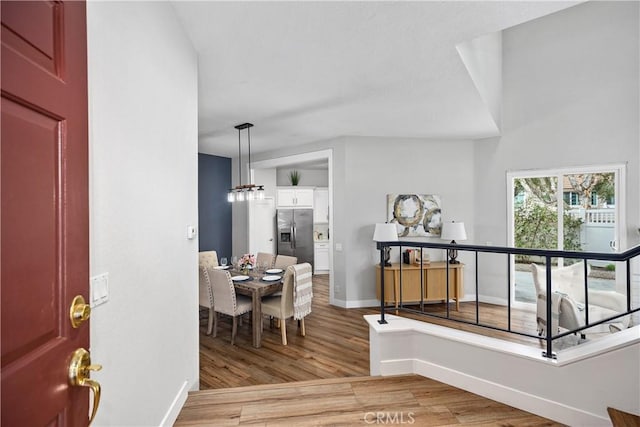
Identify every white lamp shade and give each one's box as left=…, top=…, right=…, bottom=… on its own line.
left=373, top=223, right=398, bottom=242
left=441, top=221, right=467, bottom=241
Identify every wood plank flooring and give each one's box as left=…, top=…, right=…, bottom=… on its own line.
left=198, top=274, right=559, bottom=390
left=198, top=275, right=373, bottom=389
left=176, top=374, right=561, bottom=426
left=188, top=275, right=566, bottom=425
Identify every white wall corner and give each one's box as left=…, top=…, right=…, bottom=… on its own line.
left=456, top=31, right=502, bottom=133
left=159, top=380, right=191, bottom=427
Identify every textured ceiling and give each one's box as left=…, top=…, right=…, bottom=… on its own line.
left=171, top=1, right=579, bottom=157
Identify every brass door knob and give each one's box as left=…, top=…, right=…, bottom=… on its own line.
left=68, top=348, right=102, bottom=424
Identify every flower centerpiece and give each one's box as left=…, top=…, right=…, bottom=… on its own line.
left=239, top=253, right=255, bottom=274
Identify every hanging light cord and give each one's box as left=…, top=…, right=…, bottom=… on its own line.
left=247, top=126, right=251, bottom=185
left=237, top=126, right=242, bottom=188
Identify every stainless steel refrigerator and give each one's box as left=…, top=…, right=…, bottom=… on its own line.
left=277, top=209, right=314, bottom=266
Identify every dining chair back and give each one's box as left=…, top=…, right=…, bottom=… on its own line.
left=274, top=254, right=297, bottom=270
left=256, top=252, right=275, bottom=270
left=261, top=263, right=313, bottom=345
left=198, top=265, right=215, bottom=335
left=199, top=250, right=219, bottom=268
left=209, top=269, right=252, bottom=345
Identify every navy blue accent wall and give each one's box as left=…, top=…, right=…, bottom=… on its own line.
left=198, top=153, right=232, bottom=258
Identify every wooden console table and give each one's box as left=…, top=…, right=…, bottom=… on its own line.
left=375, top=261, right=464, bottom=311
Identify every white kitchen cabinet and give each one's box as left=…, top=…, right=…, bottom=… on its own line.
left=313, top=188, right=329, bottom=223
left=314, top=242, right=330, bottom=273
left=277, top=187, right=314, bottom=208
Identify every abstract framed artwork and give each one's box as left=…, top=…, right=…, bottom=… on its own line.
left=387, top=194, right=442, bottom=237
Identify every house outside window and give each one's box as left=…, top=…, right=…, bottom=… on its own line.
left=563, top=191, right=579, bottom=206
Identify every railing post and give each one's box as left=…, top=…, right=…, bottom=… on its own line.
left=544, top=256, right=554, bottom=359
left=507, top=253, right=511, bottom=332
left=627, top=260, right=632, bottom=312
left=420, top=247, right=424, bottom=312
left=475, top=250, right=479, bottom=325
left=399, top=245, right=403, bottom=311
left=378, top=243, right=387, bottom=324
left=583, top=259, right=589, bottom=326
left=445, top=259, right=450, bottom=318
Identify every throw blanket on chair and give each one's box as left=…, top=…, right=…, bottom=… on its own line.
left=292, top=263, right=313, bottom=320
left=537, top=291, right=563, bottom=336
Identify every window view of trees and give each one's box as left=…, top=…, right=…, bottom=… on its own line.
left=511, top=171, right=619, bottom=304
left=513, top=173, right=614, bottom=263
left=513, top=177, right=581, bottom=263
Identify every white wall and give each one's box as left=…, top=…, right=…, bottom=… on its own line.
left=247, top=137, right=475, bottom=306
left=87, top=2, right=199, bottom=425
left=342, top=137, right=475, bottom=304
left=254, top=168, right=277, bottom=199
left=474, top=1, right=639, bottom=299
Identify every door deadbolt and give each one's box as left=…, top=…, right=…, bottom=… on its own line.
left=69, top=295, right=91, bottom=328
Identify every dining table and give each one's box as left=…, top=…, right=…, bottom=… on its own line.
left=225, top=266, right=284, bottom=348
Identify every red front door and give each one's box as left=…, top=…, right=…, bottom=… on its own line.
left=1, top=1, right=92, bottom=425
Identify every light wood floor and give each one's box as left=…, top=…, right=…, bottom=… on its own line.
left=198, top=275, right=372, bottom=389
left=176, top=374, right=560, bottom=426
left=198, top=275, right=553, bottom=390
left=186, top=275, right=563, bottom=425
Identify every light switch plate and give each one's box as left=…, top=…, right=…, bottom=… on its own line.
left=335, top=243, right=343, bottom=252
left=90, top=273, right=109, bottom=307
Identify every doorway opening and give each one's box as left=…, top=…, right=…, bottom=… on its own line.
left=251, top=149, right=336, bottom=305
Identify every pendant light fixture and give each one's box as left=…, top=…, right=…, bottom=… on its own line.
left=227, top=123, right=265, bottom=202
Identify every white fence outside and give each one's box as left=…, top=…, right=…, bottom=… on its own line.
left=567, top=208, right=615, bottom=265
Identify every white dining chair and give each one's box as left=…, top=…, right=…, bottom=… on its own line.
left=261, top=263, right=313, bottom=345
left=256, top=252, right=275, bottom=270
left=274, top=254, right=297, bottom=270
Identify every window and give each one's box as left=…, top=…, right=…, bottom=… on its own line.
left=507, top=165, right=625, bottom=306
left=563, top=191, right=579, bottom=206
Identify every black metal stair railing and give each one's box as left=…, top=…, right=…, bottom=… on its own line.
left=376, top=241, right=640, bottom=359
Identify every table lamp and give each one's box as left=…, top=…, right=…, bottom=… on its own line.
left=440, top=221, right=467, bottom=264
left=373, top=223, right=398, bottom=266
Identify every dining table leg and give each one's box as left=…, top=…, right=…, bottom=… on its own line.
left=251, top=289, right=262, bottom=348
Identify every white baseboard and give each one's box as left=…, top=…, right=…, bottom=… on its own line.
left=380, top=358, right=608, bottom=426
left=159, top=380, right=190, bottom=427
left=330, top=298, right=347, bottom=308
left=331, top=298, right=380, bottom=308
left=345, top=299, right=380, bottom=308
